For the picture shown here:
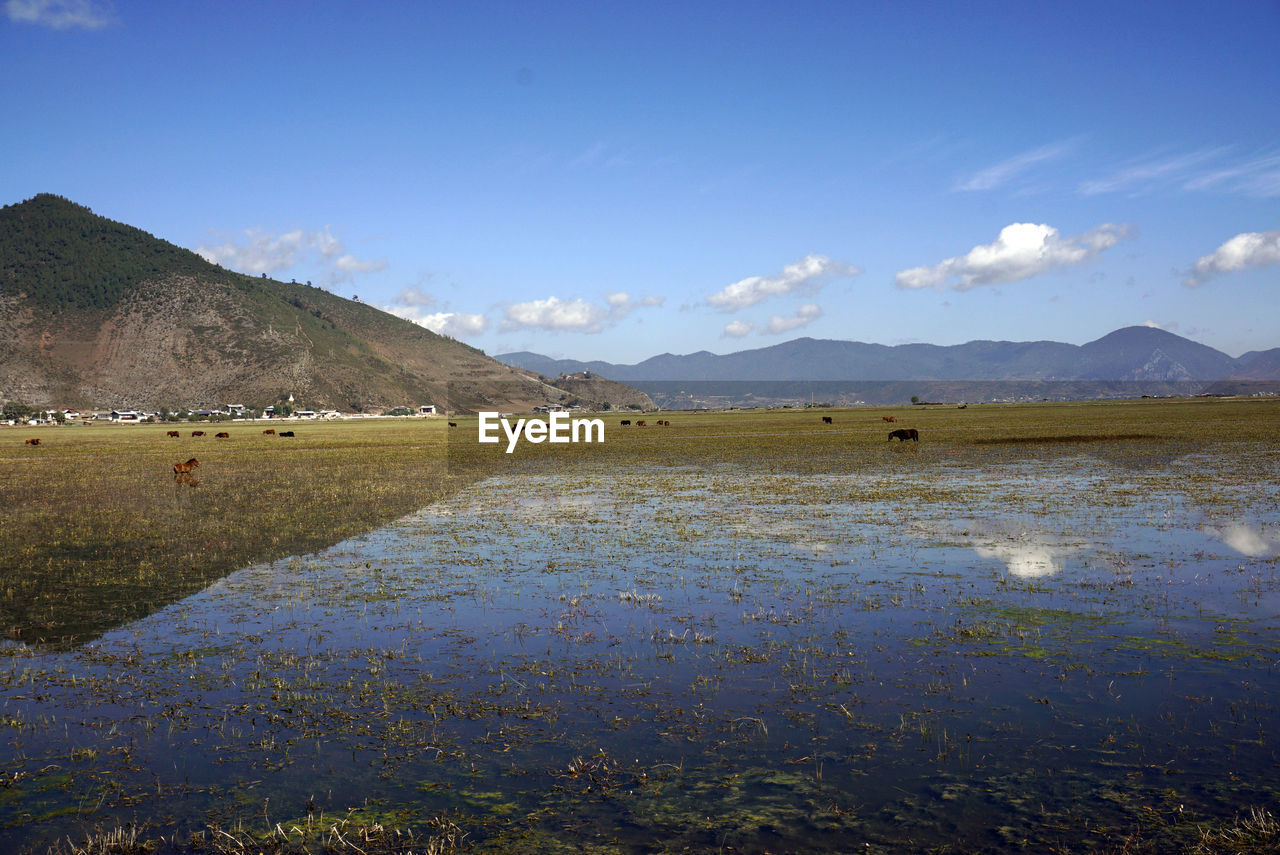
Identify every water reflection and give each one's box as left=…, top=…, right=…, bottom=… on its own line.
left=3, top=458, right=1279, bottom=854
left=1204, top=522, right=1280, bottom=558
left=917, top=519, right=1083, bottom=578
left=972, top=531, right=1074, bottom=578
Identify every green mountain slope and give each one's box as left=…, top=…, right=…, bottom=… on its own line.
left=0, top=194, right=613, bottom=413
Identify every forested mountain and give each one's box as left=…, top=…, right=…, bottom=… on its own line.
left=0, top=194, right=642, bottom=412
left=0, top=194, right=221, bottom=311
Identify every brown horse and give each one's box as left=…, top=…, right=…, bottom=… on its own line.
left=888, top=428, right=919, bottom=442
left=173, top=458, right=200, bottom=475
left=263, top=428, right=275, bottom=434
left=215, top=432, right=230, bottom=438
left=167, top=430, right=180, bottom=437
left=882, top=416, right=897, bottom=423
left=25, top=437, right=41, bottom=445
left=191, top=430, right=205, bottom=437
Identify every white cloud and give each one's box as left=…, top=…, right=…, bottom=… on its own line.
left=390, top=287, right=436, bottom=309
left=723, top=320, right=755, bottom=338
left=1182, top=153, right=1280, bottom=197
left=955, top=140, right=1077, bottom=192
left=1079, top=147, right=1230, bottom=196
left=895, top=222, right=1130, bottom=291
left=5, top=0, right=112, bottom=29
left=500, top=291, right=663, bottom=334
left=1139, top=319, right=1164, bottom=330
left=1184, top=228, right=1280, bottom=287
left=605, top=291, right=665, bottom=318
left=385, top=304, right=490, bottom=338
left=503, top=297, right=604, bottom=332
left=197, top=226, right=385, bottom=285
left=334, top=254, right=388, bottom=276
left=707, top=254, right=859, bottom=311
left=763, top=303, right=822, bottom=335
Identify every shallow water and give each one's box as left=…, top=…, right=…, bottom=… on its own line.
left=2, top=451, right=1278, bottom=852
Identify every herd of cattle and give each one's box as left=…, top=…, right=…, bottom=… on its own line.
left=159, top=429, right=295, bottom=438
left=20, top=415, right=922, bottom=451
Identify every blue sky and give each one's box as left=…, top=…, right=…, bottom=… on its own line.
left=4, top=0, right=1278, bottom=362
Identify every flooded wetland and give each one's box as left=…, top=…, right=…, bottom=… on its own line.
left=2, top=398, right=1279, bottom=853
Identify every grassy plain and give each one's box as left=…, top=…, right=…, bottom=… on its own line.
left=2, top=395, right=1278, bottom=645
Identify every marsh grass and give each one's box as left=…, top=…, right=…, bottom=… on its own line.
left=1, top=420, right=457, bottom=644
left=5, top=397, right=1278, bottom=644
left=46, top=810, right=464, bottom=854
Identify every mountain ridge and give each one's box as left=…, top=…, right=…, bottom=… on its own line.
left=499, top=326, right=1278, bottom=384
left=0, top=194, right=646, bottom=413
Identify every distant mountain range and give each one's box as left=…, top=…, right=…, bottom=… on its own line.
left=498, top=328, right=1280, bottom=407
left=0, top=194, right=650, bottom=413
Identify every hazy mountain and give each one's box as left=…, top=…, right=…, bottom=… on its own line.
left=499, top=326, right=1273, bottom=384
left=0, top=194, right=643, bottom=413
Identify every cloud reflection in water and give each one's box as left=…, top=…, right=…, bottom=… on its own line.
left=1206, top=523, right=1280, bottom=558
left=972, top=534, right=1070, bottom=579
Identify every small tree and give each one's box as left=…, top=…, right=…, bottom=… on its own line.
left=3, top=401, right=34, bottom=422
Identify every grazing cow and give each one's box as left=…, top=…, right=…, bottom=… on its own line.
left=822, top=416, right=833, bottom=424
left=263, top=428, right=275, bottom=435
left=637, top=420, right=646, bottom=426
left=173, top=458, right=199, bottom=475
left=448, top=422, right=458, bottom=428
left=191, top=430, right=205, bottom=437
left=167, top=430, right=180, bottom=437
left=662, top=420, right=670, bottom=426
left=279, top=430, right=295, bottom=437
left=620, top=419, right=631, bottom=426
left=888, top=428, right=919, bottom=442
left=215, top=432, right=230, bottom=438
left=882, top=416, right=897, bottom=423
left=25, top=438, right=40, bottom=445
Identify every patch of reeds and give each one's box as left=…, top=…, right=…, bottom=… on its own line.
left=42, top=810, right=467, bottom=854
